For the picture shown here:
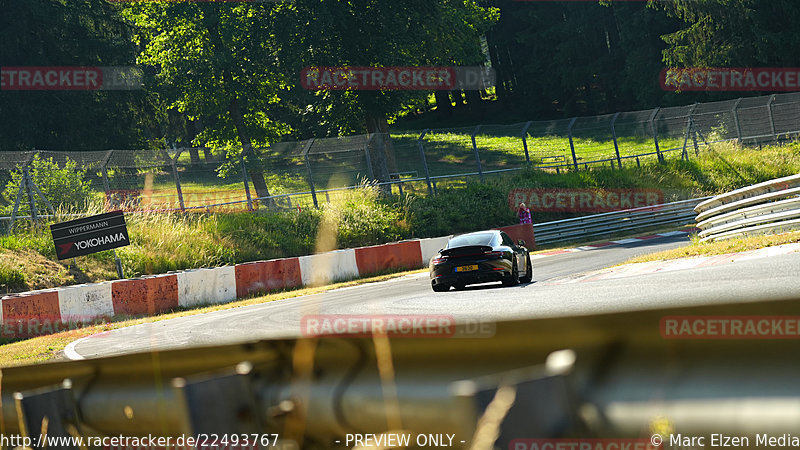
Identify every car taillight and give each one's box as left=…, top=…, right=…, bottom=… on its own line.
left=484, top=251, right=503, bottom=257
left=432, top=256, right=447, bottom=265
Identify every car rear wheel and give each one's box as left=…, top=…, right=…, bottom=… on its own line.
left=432, top=282, right=449, bottom=292
left=520, top=255, right=533, bottom=283
left=502, top=260, right=519, bottom=287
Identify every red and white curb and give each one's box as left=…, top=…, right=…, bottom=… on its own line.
left=2, top=224, right=536, bottom=333
left=544, top=242, right=800, bottom=285
left=530, top=228, right=697, bottom=260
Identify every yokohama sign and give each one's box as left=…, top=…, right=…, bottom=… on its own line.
left=50, top=211, right=130, bottom=260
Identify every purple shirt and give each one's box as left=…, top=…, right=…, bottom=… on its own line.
left=518, top=207, right=532, bottom=224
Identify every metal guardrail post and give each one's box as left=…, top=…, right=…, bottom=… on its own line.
left=302, top=139, right=318, bottom=208
left=768, top=94, right=777, bottom=140
left=567, top=117, right=578, bottom=171
left=171, top=147, right=186, bottom=212
left=240, top=147, right=254, bottom=211
left=649, top=108, right=663, bottom=163
left=521, top=121, right=532, bottom=164
left=417, top=129, right=433, bottom=195
left=471, top=125, right=484, bottom=182
left=610, top=112, right=622, bottom=169
left=732, top=98, right=743, bottom=141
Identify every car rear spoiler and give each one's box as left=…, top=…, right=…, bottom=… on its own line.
left=440, top=245, right=493, bottom=257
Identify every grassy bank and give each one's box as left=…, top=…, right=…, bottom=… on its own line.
left=1, top=141, right=798, bottom=293
left=623, top=230, right=800, bottom=265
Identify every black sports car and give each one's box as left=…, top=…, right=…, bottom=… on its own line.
left=429, top=230, right=533, bottom=292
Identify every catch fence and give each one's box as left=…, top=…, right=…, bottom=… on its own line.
left=2, top=92, right=799, bottom=226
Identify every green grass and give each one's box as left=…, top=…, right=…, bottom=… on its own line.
left=622, top=230, right=800, bottom=265
left=89, top=130, right=689, bottom=211
left=2, top=141, right=799, bottom=293
left=0, top=262, right=26, bottom=292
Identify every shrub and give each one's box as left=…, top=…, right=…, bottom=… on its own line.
left=0, top=263, right=26, bottom=292
left=321, top=182, right=409, bottom=248
left=1, top=154, right=93, bottom=215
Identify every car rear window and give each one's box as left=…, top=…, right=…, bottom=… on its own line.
left=447, top=232, right=495, bottom=248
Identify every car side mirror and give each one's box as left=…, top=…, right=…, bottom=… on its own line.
left=518, top=240, right=526, bottom=247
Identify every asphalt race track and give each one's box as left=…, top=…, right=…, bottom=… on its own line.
left=68, top=233, right=800, bottom=359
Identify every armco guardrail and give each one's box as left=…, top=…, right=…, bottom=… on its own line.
left=533, top=197, right=709, bottom=246
left=3, top=297, right=800, bottom=446
left=695, top=174, right=800, bottom=242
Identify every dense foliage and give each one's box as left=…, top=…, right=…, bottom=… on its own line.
left=3, top=0, right=797, bottom=152
left=1, top=155, right=93, bottom=215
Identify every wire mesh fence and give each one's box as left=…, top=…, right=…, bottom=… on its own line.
left=2, top=92, right=800, bottom=227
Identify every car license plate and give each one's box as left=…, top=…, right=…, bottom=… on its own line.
left=455, top=265, right=478, bottom=272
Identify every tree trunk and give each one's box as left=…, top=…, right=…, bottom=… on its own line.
left=206, top=21, right=273, bottom=206
left=434, top=90, right=452, bottom=115
left=365, top=112, right=394, bottom=194
left=455, top=90, right=467, bottom=107
left=229, top=96, right=273, bottom=205
left=191, top=119, right=215, bottom=162
left=465, top=89, right=482, bottom=112
left=188, top=147, right=201, bottom=166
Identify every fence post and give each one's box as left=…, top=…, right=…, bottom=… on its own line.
left=610, top=112, right=622, bottom=169
left=470, top=125, right=484, bottom=182
left=7, top=153, right=36, bottom=232
left=567, top=117, right=579, bottom=170
left=417, top=129, right=433, bottom=195
left=521, top=121, right=532, bottom=164
left=691, top=118, right=700, bottom=156
left=23, top=166, right=39, bottom=222
left=364, top=134, right=376, bottom=181
left=240, top=146, right=254, bottom=211
left=732, top=98, right=743, bottom=142
left=649, top=108, right=663, bottom=163
left=302, top=139, right=318, bottom=208
left=28, top=176, right=54, bottom=216
left=170, top=147, right=186, bottom=212
left=682, top=104, right=698, bottom=161
left=101, top=150, right=113, bottom=202
left=768, top=94, right=777, bottom=140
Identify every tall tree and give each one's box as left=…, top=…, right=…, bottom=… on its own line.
left=0, top=0, right=161, bottom=150
left=658, top=0, right=800, bottom=68
left=270, top=0, right=498, bottom=135
left=122, top=2, right=293, bottom=199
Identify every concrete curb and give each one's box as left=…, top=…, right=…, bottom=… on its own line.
left=0, top=237, right=452, bottom=332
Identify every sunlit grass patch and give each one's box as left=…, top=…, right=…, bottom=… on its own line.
left=623, top=230, right=800, bottom=265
